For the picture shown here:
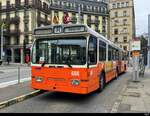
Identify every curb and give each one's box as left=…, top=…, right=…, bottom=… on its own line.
left=110, top=85, right=127, bottom=113
left=0, top=90, right=45, bottom=109
left=0, top=78, right=31, bottom=89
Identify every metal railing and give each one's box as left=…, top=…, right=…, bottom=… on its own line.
left=0, top=64, right=31, bottom=85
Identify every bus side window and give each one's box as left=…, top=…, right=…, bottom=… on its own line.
left=88, top=36, right=97, bottom=65
left=116, top=50, right=119, bottom=60
left=108, top=45, right=112, bottom=61
left=122, top=52, right=124, bottom=60
left=112, top=47, right=116, bottom=60
left=99, top=40, right=106, bottom=61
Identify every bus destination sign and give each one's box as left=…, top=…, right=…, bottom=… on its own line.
left=64, top=26, right=86, bottom=33
left=34, top=29, right=52, bottom=35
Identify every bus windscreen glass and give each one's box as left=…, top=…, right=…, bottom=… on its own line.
left=32, top=37, right=87, bottom=65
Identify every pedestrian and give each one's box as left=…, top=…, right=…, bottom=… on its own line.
left=7, top=56, right=10, bottom=65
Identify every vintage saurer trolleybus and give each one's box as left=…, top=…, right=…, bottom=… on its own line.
left=31, top=24, right=127, bottom=94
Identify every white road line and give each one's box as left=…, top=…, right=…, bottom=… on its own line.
left=0, top=78, right=31, bottom=88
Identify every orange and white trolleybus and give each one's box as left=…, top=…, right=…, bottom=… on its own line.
left=31, top=24, right=127, bottom=94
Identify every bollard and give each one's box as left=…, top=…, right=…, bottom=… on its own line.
left=18, top=66, right=20, bottom=84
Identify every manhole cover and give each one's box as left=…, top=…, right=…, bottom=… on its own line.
left=122, top=92, right=141, bottom=97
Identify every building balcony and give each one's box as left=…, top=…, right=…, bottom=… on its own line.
left=2, top=16, right=20, bottom=25
left=4, top=29, right=20, bottom=36
left=87, top=19, right=100, bottom=24
left=50, top=4, right=108, bottom=16
left=10, top=17, right=20, bottom=24
left=70, top=17, right=77, bottom=24
left=0, top=1, right=50, bottom=14
left=37, top=17, right=51, bottom=25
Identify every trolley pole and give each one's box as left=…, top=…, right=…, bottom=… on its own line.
left=77, top=4, right=81, bottom=24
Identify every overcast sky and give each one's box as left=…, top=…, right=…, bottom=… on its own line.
left=134, top=0, right=150, bottom=36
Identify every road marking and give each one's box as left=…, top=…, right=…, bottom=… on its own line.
left=0, top=78, right=31, bottom=88
left=0, top=90, right=45, bottom=110
left=110, top=85, right=127, bottom=113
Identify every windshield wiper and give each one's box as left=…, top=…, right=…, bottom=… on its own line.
left=41, top=62, right=46, bottom=67
left=66, top=62, right=72, bottom=68
left=64, top=60, right=72, bottom=68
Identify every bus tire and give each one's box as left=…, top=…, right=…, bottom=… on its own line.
left=97, top=73, right=105, bottom=92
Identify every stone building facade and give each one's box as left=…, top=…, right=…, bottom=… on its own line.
left=0, top=0, right=109, bottom=63
left=109, top=0, right=135, bottom=51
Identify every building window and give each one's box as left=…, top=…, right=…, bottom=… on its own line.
left=25, top=0, right=29, bottom=5
left=123, top=28, right=128, bottom=33
left=114, top=37, right=118, bottom=42
left=123, top=36, right=127, bottom=43
left=121, top=2, right=125, bottom=7
left=126, top=2, right=129, bottom=7
left=112, top=3, right=116, bottom=8
left=123, top=11, right=127, bottom=16
left=123, top=46, right=127, bottom=51
left=114, top=11, right=118, bottom=17
left=117, top=3, right=120, bottom=8
left=54, top=11, right=59, bottom=16
left=114, top=29, right=118, bottom=35
left=114, top=20, right=119, bottom=26
left=123, top=19, right=127, bottom=25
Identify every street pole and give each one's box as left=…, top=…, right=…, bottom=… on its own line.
left=77, top=4, right=81, bottom=24
left=1, top=23, right=4, bottom=61
left=148, top=15, right=150, bottom=68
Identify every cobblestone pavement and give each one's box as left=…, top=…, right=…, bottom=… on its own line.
left=113, top=68, right=150, bottom=113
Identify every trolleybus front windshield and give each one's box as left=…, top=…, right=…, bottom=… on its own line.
left=32, top=37, right=87, bottom=65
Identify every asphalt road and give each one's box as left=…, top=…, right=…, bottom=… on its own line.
left=0, top=70, right=131, bottom=113
left=0, top=66, right=31, bottom=83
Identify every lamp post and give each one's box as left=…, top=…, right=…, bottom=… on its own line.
left=77, top=4, right=81, bottom=24
left=148, top=15, right=150, bottom=68
left=1, top=23, right=5, bottom=62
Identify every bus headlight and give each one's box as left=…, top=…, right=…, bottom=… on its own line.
left=35, top=77, right=43, bottom=82
left=71, top=79, right=80, bottom=86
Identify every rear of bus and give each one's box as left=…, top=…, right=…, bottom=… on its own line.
left=31, top=25, right=101, bottom=94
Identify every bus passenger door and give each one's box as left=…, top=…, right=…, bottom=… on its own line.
left=87, top=35, right=99, bottom=91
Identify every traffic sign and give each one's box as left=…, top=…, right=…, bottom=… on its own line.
left=131, top=40, right=141, bottom=51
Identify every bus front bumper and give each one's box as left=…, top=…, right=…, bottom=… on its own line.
left=31, top=79, right=89, bottom=94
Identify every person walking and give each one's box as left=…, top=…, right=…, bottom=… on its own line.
left=7, top=56, right=10, bottom=65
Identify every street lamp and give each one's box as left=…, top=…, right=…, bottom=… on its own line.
left=0, top=23, right=5, bottom=64
left=77, top=4, right=81, bottom=24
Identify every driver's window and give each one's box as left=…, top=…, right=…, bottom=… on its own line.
left=88, top=35, right=97, bottom=65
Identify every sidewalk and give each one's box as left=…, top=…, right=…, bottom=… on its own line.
left=116, top=68, right=150, bottom=113
left=0, top=62, right=30, bottom=67
left=0, top=81, right=34, bottom=103
left=0, top=81, right=44, bottom=110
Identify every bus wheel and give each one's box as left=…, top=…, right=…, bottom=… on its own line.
left=97, top=73, right=105, bottom=92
